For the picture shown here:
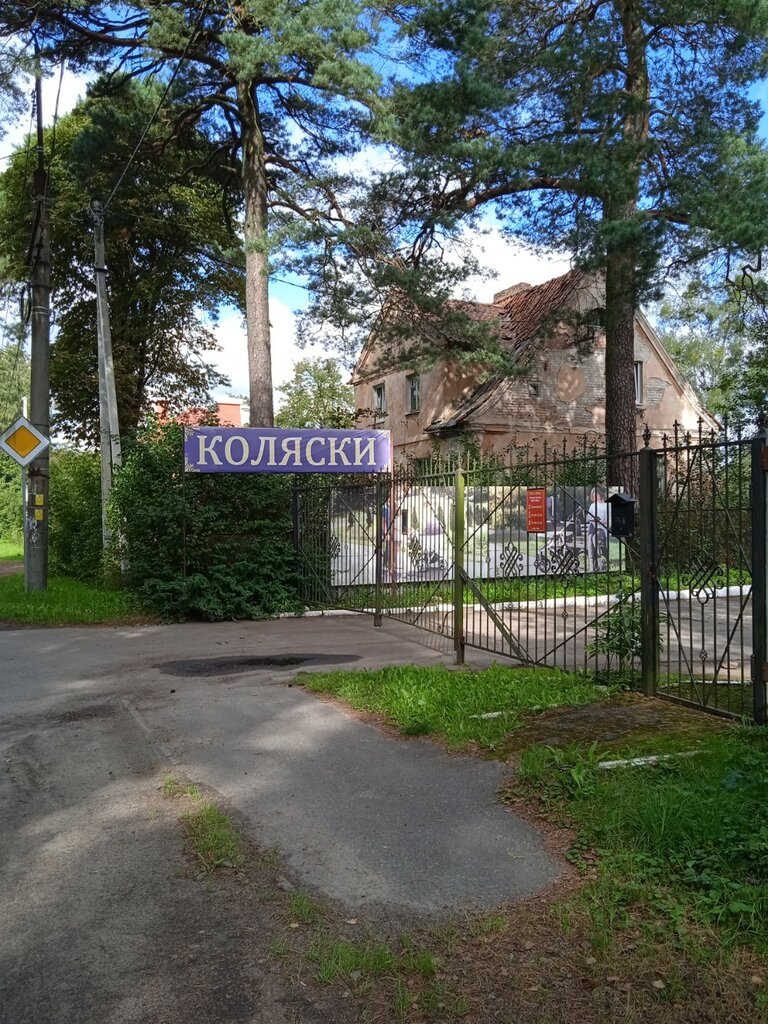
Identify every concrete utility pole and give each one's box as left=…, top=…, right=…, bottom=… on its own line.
left=26, top=38, right=51, bottom=592
left=21, top=396, right=29, bottom=583
left=92, top=200, right=122, bottom=548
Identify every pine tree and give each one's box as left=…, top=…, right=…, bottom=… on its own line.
left=0, top=1, right=383, bottom=426
left=386, top=0, right=768, bottom=486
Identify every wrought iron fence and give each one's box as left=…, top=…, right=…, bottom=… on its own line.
left=651, top=423, right=758, bottom=720
left=294, top=424, right=768, bottom=724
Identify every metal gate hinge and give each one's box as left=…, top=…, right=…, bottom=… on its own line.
left=762, top=663, right=768, bottom=684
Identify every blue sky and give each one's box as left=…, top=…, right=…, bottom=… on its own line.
left=4, top=58, right=768, bottom=409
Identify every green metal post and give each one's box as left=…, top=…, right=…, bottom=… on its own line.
left=374, top=476, right=383, bottom=627
left=453, top=467, right=465, bottom=665
left=751, top=433, right=767, bottom=725
left=639, top=446, right=660, bottom=696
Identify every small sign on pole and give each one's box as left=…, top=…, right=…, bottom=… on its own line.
left=526, top=487, right=547, bottom=533
left=0, top=416, right=49, bottom=468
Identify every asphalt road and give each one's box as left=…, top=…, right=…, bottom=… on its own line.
left=0, top=615, right=561, bottom=1023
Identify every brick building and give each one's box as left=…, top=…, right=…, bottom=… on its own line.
left=352, top=269, right=716, bottom=461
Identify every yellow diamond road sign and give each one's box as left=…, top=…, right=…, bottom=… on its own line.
left=0, top=416, right=49, bottom=468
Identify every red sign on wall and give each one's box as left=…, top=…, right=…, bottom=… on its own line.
left=526, top=488, right=547, bottom=533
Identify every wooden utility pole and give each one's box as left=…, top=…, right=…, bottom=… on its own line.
left=26, top=38, right=51, bottom=592
left=92, top=200, right=122, bottom=548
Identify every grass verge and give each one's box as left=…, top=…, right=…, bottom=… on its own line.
left=331, top=566, right=751, bottom=612
left=507, top=727, right=768, bottom=954
left=0, top=572, right=148, bottom=625
left=299, top=664, right=619, bottom=749
left=0, top=540, right=23, bottom=561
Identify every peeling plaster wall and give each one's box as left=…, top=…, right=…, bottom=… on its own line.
left=354, top=314, right=713, bottom=461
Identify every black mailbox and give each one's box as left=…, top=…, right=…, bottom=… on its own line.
left=608, top=491, right=636, bottom=539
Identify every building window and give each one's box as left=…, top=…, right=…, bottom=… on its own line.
left=406, top=373, right=420, bottom=413
left=528, top=380, right=541, bottom=398
left=373, top=383, right=386, bottom=416
left=634, top=362, right=643, bottom=405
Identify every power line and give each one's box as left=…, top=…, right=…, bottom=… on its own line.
left=45, top=55, right=68, bottom=191
left=103, top=0, right=211, bottom=213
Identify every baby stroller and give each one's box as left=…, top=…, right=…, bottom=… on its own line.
left=533, top=509, right=587, bottom=575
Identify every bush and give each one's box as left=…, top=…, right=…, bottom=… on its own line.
left=49, top=449, right=104, bottom=580
left=109, top=421, right=301, bottom=620
left=0, top=458, right=23, bottom=545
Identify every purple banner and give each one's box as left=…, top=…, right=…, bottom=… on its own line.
left=183, top=427, right=391, bottom=474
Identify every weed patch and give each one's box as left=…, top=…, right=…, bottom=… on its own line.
left=0, top=572, right=148, bottom=625
left=307, top=935, right=396, bottom=983
left=162, top=775, right=201, bottom=800
left=181, top=802, right=244, bottom=873
left=506, top=727, right=768, bottom=951
left=288, top=890, right=318, bottom=924
left=300, top=664, right=617, bottom=749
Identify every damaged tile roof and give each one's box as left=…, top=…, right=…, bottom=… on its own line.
left=427, top=269, right=584, bottom=434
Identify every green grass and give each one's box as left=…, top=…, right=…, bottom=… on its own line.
left=307, top=935, right=396, bottom=983
left=288, top=890, right=318, bottom=923
left=0, top=540, right=23, bottom=561
left=181, top=802, right=244, bottom=873
left=327, top=567, right=751, bottom=612
left=299, top=664, right=618, bottom=749
left=162, top=775, right=202, bottom=800
left=0, top=572, right=147, bottom=625
left=510, top=727, right=768, bottom=951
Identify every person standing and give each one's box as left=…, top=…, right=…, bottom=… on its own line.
left=587, top=487, right=609, bottom=571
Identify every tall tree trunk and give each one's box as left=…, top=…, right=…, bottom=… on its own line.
left=601, top=0, right=650, bottom=494
left=604, top=235, right=639, bottom=493
left=237, top=79, right=274, bottom=427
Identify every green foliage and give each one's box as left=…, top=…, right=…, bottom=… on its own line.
left=275, top=357, right=355, bottom=428
left=656, top=282, right=746, bottom=419
left=0, top=342, right=29, bottom=544
left=49, top=450, right=103, bottom=580
left=181, top=802, right=244, bottom=873
left=0, top=0, right=386, bottom=425
left=585, top=601, right=645, bottom=666
left=513, top=730, right=768, bottom=950
left=109, top=421, right=301, bottom=621
left=300, top=663, right=616, bottom=749
left=0, top=572, right=144, bottom=625
left=0, top=79, right=238, bottom=445
left=335, top=0, right=768, bottom=461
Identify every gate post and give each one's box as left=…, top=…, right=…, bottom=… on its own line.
left=292, top=479, right=301, bottom=603
left=374, top=475, right=384, bottom=627
left=639, top=446, right=659, bottom=696
left=453, top=468, right=465, bottom=665
left=751, top=432, right=767, bottom=725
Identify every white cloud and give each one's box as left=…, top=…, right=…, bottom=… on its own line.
left=2, top=63, right=91, bottom=156
left=453, top=227, right=573, bottom=302
left=205, top=231, right=573, bottom=410
left=206, top=298, right=326, bottom=409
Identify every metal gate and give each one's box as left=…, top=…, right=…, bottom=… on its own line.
left=649, top=425, right=759, bottom=720
left=455, top=446, right=641, bottom=685
left=294, top=425, right=767, bottom=724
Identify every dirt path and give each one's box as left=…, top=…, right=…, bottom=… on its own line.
left=0, top=559, right=21, bottom=577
